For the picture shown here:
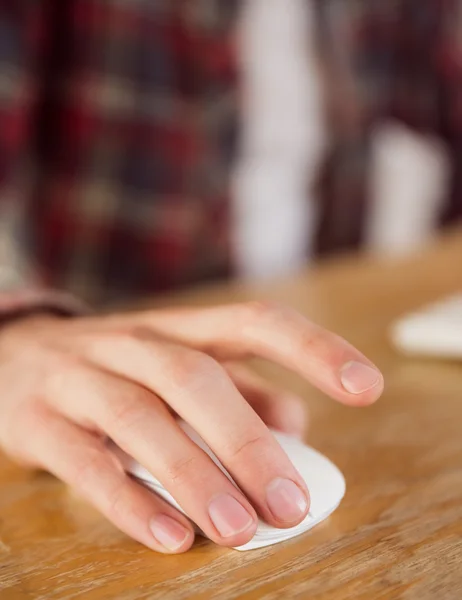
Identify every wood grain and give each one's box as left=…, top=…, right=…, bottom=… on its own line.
left=1, top=228, right=462, bottom=599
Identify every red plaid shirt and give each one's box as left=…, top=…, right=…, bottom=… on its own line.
left=0, top=1, right=461, bottom=308
left=0, top=0, right=239, bottom=305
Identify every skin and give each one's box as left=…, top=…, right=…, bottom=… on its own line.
left=0, top=301, right=383, bottom=553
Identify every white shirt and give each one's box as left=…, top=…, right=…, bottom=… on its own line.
left=233, top=0, right=326, bottom=279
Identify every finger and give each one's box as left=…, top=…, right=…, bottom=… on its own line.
left=108, top=303, right=384, bottom=407
left=74, top=337, right=311, bottom=529
left=25, top=409, right=195, bottom=554
left=46, top=366, right=260, bottom=547
left=224, top=362, right=308, bottom=439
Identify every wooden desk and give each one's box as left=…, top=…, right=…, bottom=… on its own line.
left=1, top=230, right=462, bottom=599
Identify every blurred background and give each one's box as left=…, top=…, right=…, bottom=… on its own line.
left=0, top=0, right=460, bottom=304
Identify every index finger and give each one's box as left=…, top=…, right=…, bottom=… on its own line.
left=113, top=302, right=384, bottom=407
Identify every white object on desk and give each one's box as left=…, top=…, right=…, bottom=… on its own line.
left=109, top=421, right=346, bottom=551
left=392, top=293, right=462, bottom=358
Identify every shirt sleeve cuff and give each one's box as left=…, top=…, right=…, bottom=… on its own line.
left=0, top=289, right=91, bottom=325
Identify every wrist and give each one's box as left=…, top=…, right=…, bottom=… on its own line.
left=0, top=288, right=90, bottom=346
left=0, top=313, right=67, bottom=355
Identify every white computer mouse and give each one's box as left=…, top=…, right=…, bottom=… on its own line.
left=108, top=421, right=346, bottom=551
left=392, top=293, right=462, bottom=359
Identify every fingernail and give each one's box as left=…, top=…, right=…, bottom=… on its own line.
left=340, top=361, right=382, bottom=394
left=266, top=478, right=308, bottom=523
left=150, top=515, right=191, bottom=551
left=208, top=494, right=255, bottom=538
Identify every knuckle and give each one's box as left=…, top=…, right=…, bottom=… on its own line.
left=107, top=394, right=151, bottom=437
left=100, top=329, right=162, bottom=365
left=111, top=329, right=143, bottom=351
left=240, top=301, right=287, bottom=324
left=97, top=329, right=143, bottom=354
left=72, top=445, right=111, bottom=493
left=164, top=454, right=200, bottom=486
left=43, top=354, right=85, bottom=396
left=169, top=350, right=222, bottom=390
left=226, top=432, right=268, bottom=462
left=299, top=326, right=329, bottom=355
left=117, top=325, right=155, bottom=344
left=20, top=401, right=49, bottom=432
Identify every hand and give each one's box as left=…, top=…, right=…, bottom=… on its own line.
left=0, top=302, right=383, bottom=553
